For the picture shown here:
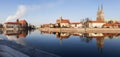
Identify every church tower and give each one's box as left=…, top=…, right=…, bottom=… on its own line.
left=96, top=4, right=104, bottom=21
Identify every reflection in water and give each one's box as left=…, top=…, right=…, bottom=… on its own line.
left=5, top=30, right=28, bottom=45
left=41, top=31, right=120, bottom=55
left=56, top=32, right=70, bottom=45
left=0, top=29, right=120, bottom=57
left=0, top=29, right=35, bottom=45
left=56, top=32, right=70, bottom=40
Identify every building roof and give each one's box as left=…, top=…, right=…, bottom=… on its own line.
left=42, top=24, right=50, bottom=27
left=19, top=20, right=27, bottom=24
left=103, top=23, right=118, bottom=26
left=115, top=21, right=120, bottom=24
left=56, top=19, right=70, bottom=23
left=43, top=24, right=50, bottom=26
left=4, top=22, right=20, bottom=24
left=90, top=21, right=105, bottom=23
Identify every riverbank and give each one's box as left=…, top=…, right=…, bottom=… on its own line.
left=39, top=28, right=120, bottom=33
left=0, top=39, right=60, bottom=57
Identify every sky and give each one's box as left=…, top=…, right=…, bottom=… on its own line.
left=0, top=0, right=120, bottom=26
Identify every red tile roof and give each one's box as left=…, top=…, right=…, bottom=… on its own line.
left=90, top=21, right=105, bottom=23
left=115, top=21, right=120, bottom=24
left=103, top=23, right=118, bottom=26
left=56, top=19, right=70, bottom=23
left=4, top=22, right=20, bottom=24
left=19, top=20, right=27, bottom=24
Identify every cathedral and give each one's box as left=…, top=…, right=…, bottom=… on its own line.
left=88, top=4, right=106, bottom=28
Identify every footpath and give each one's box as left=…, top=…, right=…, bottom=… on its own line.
left=0, top=39, right=60, bottom=57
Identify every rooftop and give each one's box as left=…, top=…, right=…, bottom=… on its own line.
left=4, top=22, right=20, bottom=24
left=56, top=19, right=70, bottom=23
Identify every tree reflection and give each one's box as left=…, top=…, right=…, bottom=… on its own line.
left=80, top=37, right=93, bottom=43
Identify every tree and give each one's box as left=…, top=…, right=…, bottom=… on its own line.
left=82, top=18, right=91, bottom=28
left=108, top=20, right=113, bottom=24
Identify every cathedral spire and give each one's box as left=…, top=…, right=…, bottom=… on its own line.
left=96, top=3, right=104, bottom=21
left=101, top=4, right=103, bottom=10
left=98, top=5, right=100, bottom=11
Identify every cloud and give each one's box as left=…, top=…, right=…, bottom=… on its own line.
left=5, top=5, right=26, bottom=22
left=5, top=0, right=64, bottom=22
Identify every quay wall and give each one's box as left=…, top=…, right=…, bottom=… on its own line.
left=39, top=28, right=120, bottom=33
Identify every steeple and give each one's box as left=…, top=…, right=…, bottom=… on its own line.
left=59, top=16, right=62, bottom=20
left=98, top=5, right=100, bottom=11
left=101, top=4, right=103, bottom=10
left=96, top=4, right=104, bottom=21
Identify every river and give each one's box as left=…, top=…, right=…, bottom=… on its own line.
left=0, top=29, right=120, bottom=57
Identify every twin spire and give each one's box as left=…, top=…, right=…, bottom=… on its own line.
left=98, top=4, right=103, bottom=11
left=97, top=3, right=104, bottom=21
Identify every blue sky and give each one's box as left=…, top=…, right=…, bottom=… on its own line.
left=0, top=0, right=120, bottom=25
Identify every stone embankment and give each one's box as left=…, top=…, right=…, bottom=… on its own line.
left=0, top=39, right=60, bottom=57
left=39, top=28, right=120, bottom=33
left=0, top=45, right=29, bottom=57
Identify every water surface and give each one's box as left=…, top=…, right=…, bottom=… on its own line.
left=0, top=29, right=120, bottom=57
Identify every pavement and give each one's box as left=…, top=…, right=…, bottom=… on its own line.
left=0, top=45, right=29, bottom=57
left=0, top=39, right=60, bottom=57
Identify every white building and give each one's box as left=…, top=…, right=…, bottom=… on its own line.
left=89, top=21, right=105, bottom=28
left=70, top=22, right=82, bottom=28
left=88, top=4, right=106, bottom=28
left=56, top=16, right=70, bottom=28
left=3, top=22, right=21, bottom=30
left=88, top=33, right=104, bottom=37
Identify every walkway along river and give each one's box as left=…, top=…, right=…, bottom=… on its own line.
left=39, top=28, right=120, bottom=33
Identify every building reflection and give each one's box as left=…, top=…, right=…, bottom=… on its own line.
left=3, top=30, right=28, bottom=38
left=56, top=32, right=70, bottom=40
left=0, top=29, right=3, bottom=34
left=0, top=29, right=36, bottom=45
left=56, top=32, right=71, bottom=45
left=3, top=30, right=28, bottom=45
left=83, top=33, right=104, bottom=49
left=41, top=31, right=120, bottom=49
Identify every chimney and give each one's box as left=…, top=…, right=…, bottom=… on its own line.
left=16, top=19, right=19, bottom=22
